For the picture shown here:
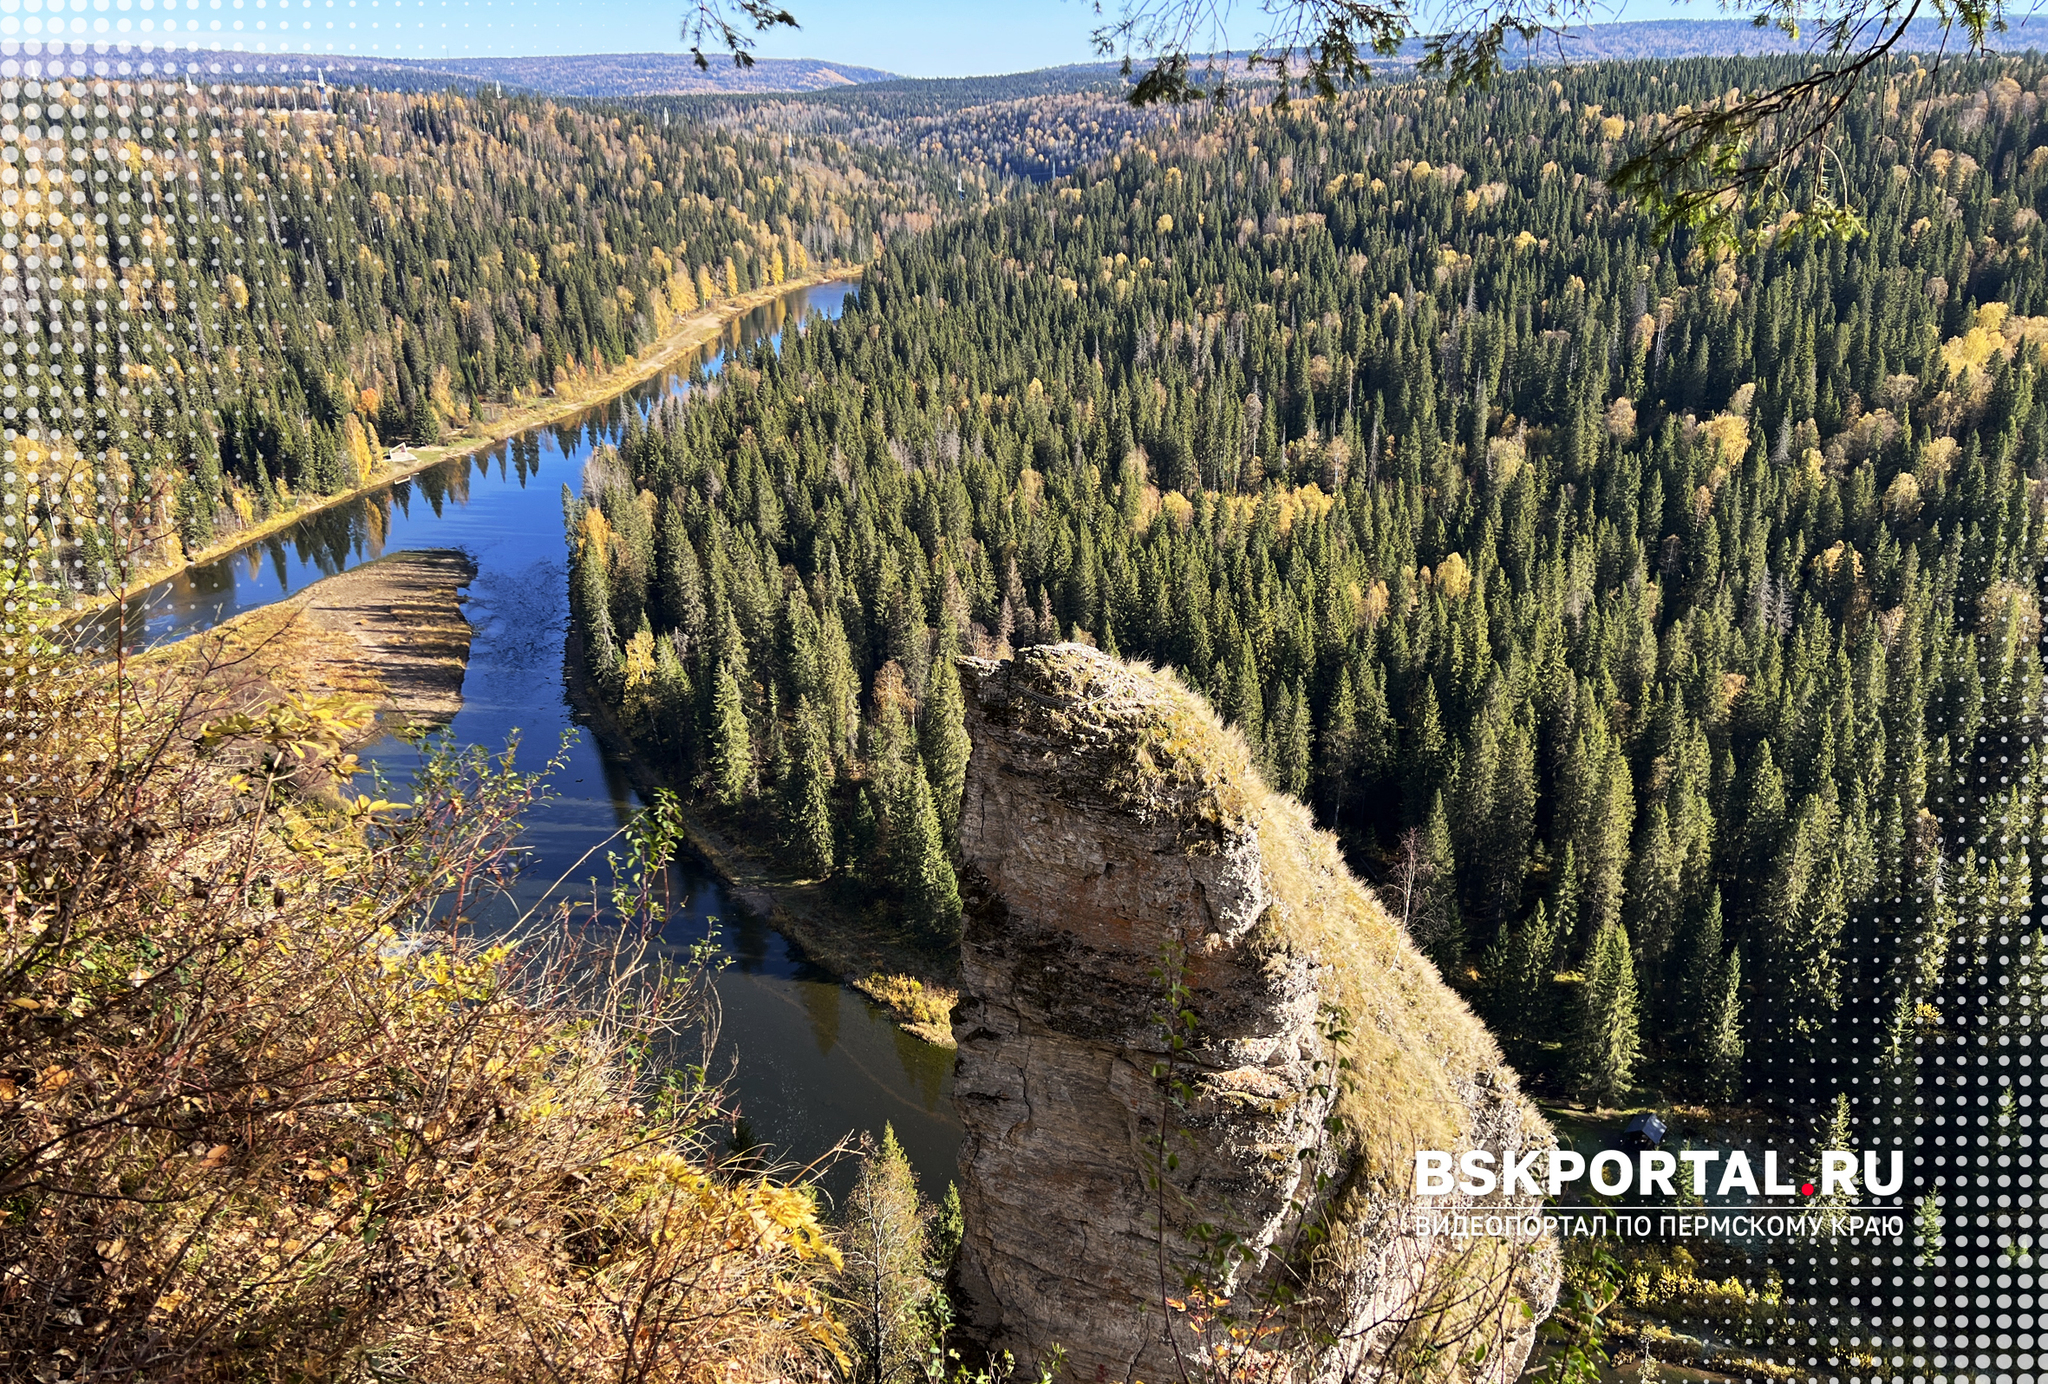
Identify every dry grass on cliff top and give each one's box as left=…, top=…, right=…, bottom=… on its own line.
left=1013, top=645, right=1529, bottom=1189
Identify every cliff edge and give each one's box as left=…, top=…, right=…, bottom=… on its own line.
left=952, top=645, right=1558, bottom=1383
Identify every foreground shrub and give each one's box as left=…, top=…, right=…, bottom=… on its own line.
left=0, top=659, right=842, bottom=1381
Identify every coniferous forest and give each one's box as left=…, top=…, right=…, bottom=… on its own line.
left=11, top=45, right=2043, bottom=1113
left=10, top=36, right=2048, bottom=1383
left=560, top=53, right=2046, bottom=1110
left=20, top=80, right=970, bottom=574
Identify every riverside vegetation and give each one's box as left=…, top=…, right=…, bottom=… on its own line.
left=1, top=615, right=996, bottom=1381
left=24, top=79, right=946, bottom=588
left=7, top=43, right=2047, bottom=1384
left=0, top=640, right=854, bottom=1378
left=564, top=52, right=2046, bottom=1122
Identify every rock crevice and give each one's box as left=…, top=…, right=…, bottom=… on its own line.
left=951, top=645, right=1557, bottom=1383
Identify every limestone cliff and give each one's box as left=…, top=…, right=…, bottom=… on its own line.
left=951, top=645, right=1558, bottom=1384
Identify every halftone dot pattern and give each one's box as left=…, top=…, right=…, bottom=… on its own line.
left=0, top=2, right=610, bottom=64
left=1880, top=519, right=2043, bottom=1384
left=0, top=2, right=547, bottom=62
left=0, top=22, right=2040, bottom=1384
left=2, top=61, right=133, bottom=806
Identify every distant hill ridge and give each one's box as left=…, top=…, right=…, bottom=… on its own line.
left=67, top=49, right=895, bottom=97
left=45, top=17, right=2048, bottom=96
left=1467, top=15, right=2048, bottom=64
left=420, top=53, right=897, bottom=96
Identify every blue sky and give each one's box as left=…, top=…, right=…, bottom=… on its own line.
left=0, top=0, right=1699, bottom=72
left=452, top=0, right=1693, bottom=70
left=398, top=0, right=1313, bottom=69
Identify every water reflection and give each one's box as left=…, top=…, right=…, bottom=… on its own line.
left=76, top=280, right=962, bottom=1202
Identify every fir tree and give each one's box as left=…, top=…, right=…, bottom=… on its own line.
left=833, top=1124, right=932, bottom=1384
left=1573, top=919, right=1642, bottom=1105
left=920, top=630, right=970, bottom=840
left=710, top=662, right=753, bottom=808
left=785, top=696, right=836, bottom=878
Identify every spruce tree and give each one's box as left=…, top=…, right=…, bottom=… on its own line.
left=1318, top=666, right=1361, bottom=826
left=1626, top=800, right=1683, bottom=974
left=1225, top=636, right=1266, bottom=760
left=709, top=662, right=753, bottom=808
left=653, top=635, right=695, bottom=767
left=1808, top=1093, right=1856, bottom=1231
left=1701, top=945, right=1744, bottom=1101
left=833, top=1124, right=932, bottom=1384
left=1584, top=728, right=1636, bottom=938
left=1550, top=843, right=1581, bottom=956
left=846, top=786, right=882, bottom=888
left=785, top=696, right=836, bottom=878
left=1573, top=919, right=1642, bottom=1105
left=929, top=1182, right=964, bottom=1283
left=1280, top=677, right=1314, bottom=799
left=575, top=540, right=619, bottom=681
left=1738, top=740, right=1788, bottom=888
left=656, top=501, right=707, bottom=650
left=1411, top=791, right=1465, bottom=973
left=920, top=630, right=970, bottom=840
left=1763, top=792, right=1849, bottom=1061
left=1403, top=676, right=1449, bottom=823
left=764, top=684, right=789, bottom=788
left=1482, top=898, right=1557, bottom=1054
left=894, top=761, right=963, bottom=948
left=1675, top=889, right=1727, bottom=1040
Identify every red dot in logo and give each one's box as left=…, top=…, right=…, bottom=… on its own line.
left=1800, top=1183, right=1815, bottom=1196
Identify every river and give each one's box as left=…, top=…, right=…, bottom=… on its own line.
left=84, top=280, right=962, bottom=1205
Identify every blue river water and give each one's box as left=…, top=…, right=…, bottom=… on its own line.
left=87, top=280, right=961, bottom=1204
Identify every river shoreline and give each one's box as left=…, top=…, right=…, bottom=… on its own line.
left=75, top=269, right=859, bottom=621
left=133, top=549, right=477, bottom=801
left=88, top=273, right=959, bottom=1190
left=562, top=629, right=960, bottom=1048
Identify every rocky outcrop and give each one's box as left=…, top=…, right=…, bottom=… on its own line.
left=951, top=646, right=1557, bottom=1384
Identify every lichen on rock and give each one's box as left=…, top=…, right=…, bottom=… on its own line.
left=951, top=644, right=1558, bottom=1383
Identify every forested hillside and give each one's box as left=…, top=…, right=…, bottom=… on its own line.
left=666, top=72, right=1172, bottom=202
left=421, top=53, right=898, bottom=97
left=12, top=80, right=956, bottom=582
left=566, top=53, right=2046, bottom=1106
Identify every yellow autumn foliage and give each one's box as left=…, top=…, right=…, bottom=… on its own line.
left=1435, top=550, right=1474, bottom=600
left=1700, top=410, right=1750, bottom=463
left=0, top=667, right=845, bottom=1381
